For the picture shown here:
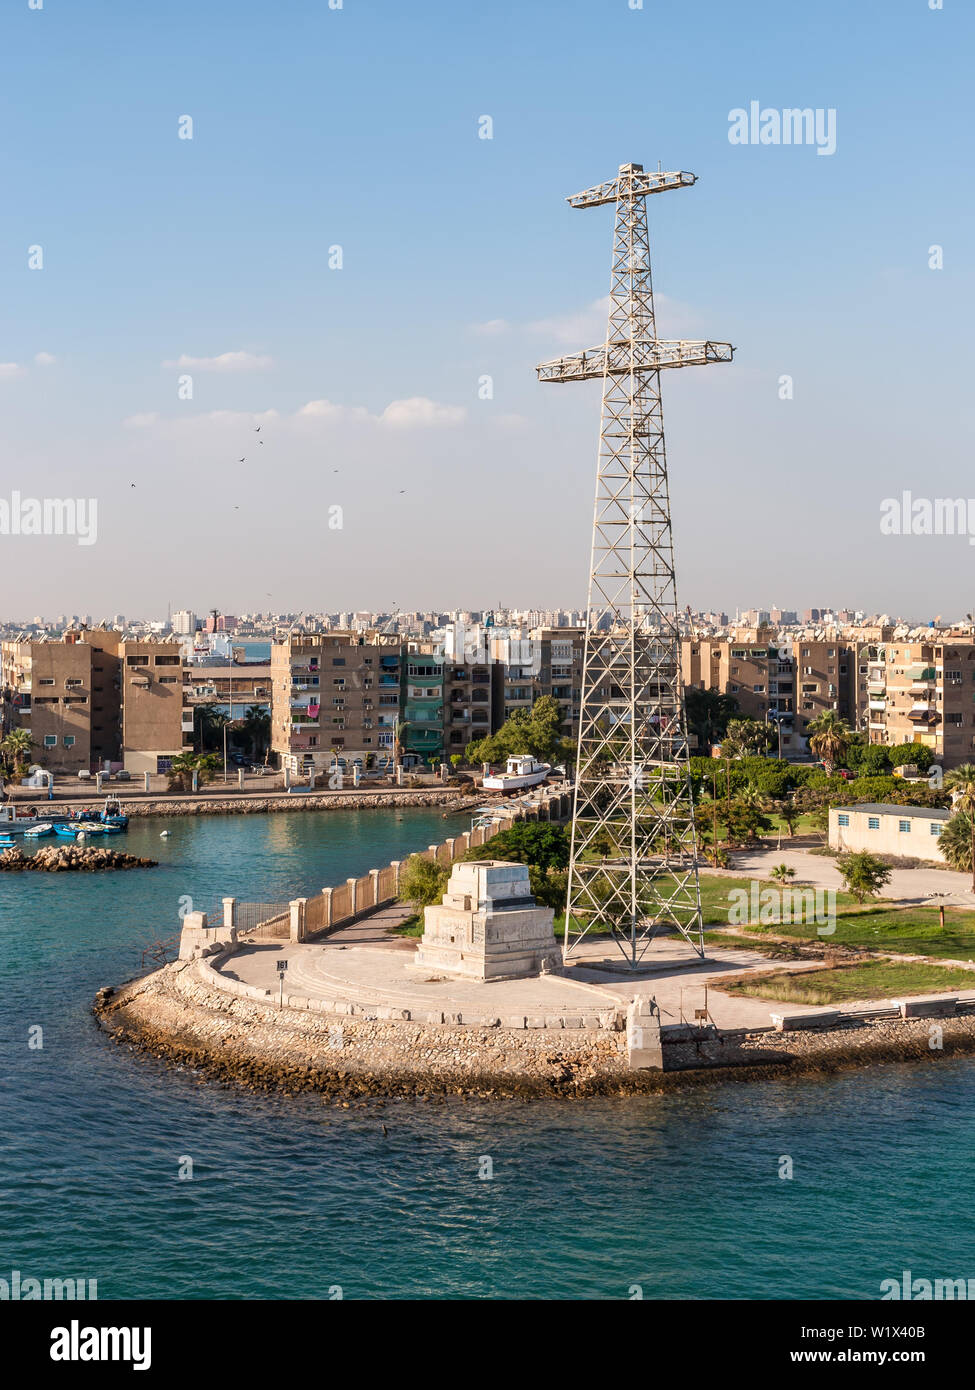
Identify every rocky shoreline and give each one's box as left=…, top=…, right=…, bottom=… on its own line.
left=102, top=790, right=483, bottom=819
left=92, top=958, right=975, bottom=1100
left=2, top=845, right=158, bottom=872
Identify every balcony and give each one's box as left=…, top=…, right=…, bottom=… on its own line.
left=868, top=700, right=886, bottom=712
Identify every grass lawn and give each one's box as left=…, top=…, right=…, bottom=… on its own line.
left=719, top=959, right=975, bottom=1007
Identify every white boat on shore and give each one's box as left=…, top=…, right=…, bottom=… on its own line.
left=482, top=755, right=552, bottom=792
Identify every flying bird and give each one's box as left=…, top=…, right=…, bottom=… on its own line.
left=239, top=457, right=246, bottom=463
left=254, top=426, right=261, bottom=432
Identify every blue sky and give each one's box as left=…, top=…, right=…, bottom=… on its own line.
left=1, top=0, right=972, bottom=621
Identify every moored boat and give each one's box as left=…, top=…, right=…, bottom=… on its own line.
left=482, top=754, right=552, bottom=792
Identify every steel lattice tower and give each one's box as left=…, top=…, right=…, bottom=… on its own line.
left=537, top=162, right=734, bottom=968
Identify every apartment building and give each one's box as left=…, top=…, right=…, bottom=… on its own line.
left=444, top=656, right=492, bottom=756
left=401, top=650, right=445, bottom=765
left=680, top=636, right=856, bottom=755
left=866, top=638, right=975, bottom=768
left=0, top=629, right=124, bottom=773
left=681, top=637, right=799, bottom=754
left=270, top=633, right=401, bottom=774
left=793, top=638, right=856, bottom=736
left=534, top=628, right=584, bottom=743
left=120, top=638, right=192, bottom=774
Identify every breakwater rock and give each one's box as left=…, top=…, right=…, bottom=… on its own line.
left=1, top=845, right=158, bottom=872
left=119, top=791, right=486, bottom=819
left=93, top=955, right=975, bottom=1100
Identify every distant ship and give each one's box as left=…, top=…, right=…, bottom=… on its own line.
left=482, top=755, right=552, bottom=792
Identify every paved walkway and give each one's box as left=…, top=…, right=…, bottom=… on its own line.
left=220, top=926, right=857, bottom=1031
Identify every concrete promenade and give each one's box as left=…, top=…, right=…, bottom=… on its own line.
left=216, top=911, right=896, bottom=1033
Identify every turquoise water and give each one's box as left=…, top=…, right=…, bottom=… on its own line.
left=2, top=807, right=974, bottom=1300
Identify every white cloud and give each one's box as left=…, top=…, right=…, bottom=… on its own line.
left=526, top=297, right=611, bottom=346
left=296, top=399, right=370, bottom=424
left=379, top=397, right=466, bottom=429
left=34, top=351, right=56, bottom=367
left=469, top=318, right=510, bottom=336
left=123, top=412, right=161, bottom=428
left=162, top=351, right=274, bottom=372
left=0, top=362, right=27, bottom=379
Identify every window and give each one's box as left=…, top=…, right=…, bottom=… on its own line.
left=44, top=735, right=57, bottom=747
left=159, top=676, right=178, bottom=684
left=947, top=713, right=963, bottom=725
left=868, top=817, right=880, bottom=830
left=154, top=655, right=180, bottom=666
left=333, top=659, right=346, bottom=667
left=838, top=813, right=849, bottom=827
left=899, top=820, right=911, bottom=834
left=65, top=678, right=83, bottom=687
left=63, top=736, right=75, bottom=748
left=38, top=677, right=55, bottom=686
left=753, top=684, right=764, bottom=693
left=931, top=822, right=943, bottom=837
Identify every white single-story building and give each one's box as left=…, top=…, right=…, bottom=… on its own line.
left=828, top=803, right=949, bottom=863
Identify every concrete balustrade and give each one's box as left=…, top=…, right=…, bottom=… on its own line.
left=194, top=785, right=569, bottom=950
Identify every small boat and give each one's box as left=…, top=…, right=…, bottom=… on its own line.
left=0, top=836, right=15, bottom=849
left=99, top=795, right=129, bottom=829
left=159, top=830, right=170, bottom=838
left=24, top=823, right=53, bottom=838
left=482, top=754, right=552, bottom=792
left=55, top=824, right=80, bottom=839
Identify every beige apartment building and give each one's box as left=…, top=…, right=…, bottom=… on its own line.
left=866, top=638, right=975, bottom=768
left=119, top=637, right=192, bottom=774
left=271, top=633, right=402, bottom=774
left=0, top=629, right=124, bottom=773
left=681, top=636, right=856, bottom=756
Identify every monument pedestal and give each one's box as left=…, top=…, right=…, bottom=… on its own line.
left=414, top=860, right=561, bottom=981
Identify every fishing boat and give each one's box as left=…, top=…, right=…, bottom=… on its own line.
left=55, top=823, right=81, bottom=839
left=0, top=835, right=15, bottom=849
left=24, top=822, right=53, bottom=838
left=482, top=754, right=552, bottom=793
left=99, top=795, right=129, bottom=829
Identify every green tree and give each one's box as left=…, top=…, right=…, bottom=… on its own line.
left=936, top=810, right=974, bottom=879
left=242, top=704, right=271, bottom=761
left=945, top=764, right=975, bottom=891
left=465, top=822, right=570, bottom=872
left=166, top=751, right=221, bottom=793
left=769, top=863, right=796, bottom=883
left=837, top=851, right=892, bottom=904
left=398, top=854, right=449, bottom=913
left=722, top=718, right=777, bottom=759
left=806, top=710, right=852, bottom=775
left=468, top=695, right=572, bottom=767
left=684, top=686, right=739, bottom=754
left=194, top=703, right=229, bottom=753
left=1, top=728, right=35, bottom=777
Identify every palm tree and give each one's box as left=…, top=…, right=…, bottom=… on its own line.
left=393, top=719, right=409, bottom=775
left=242, top=705, right=271, bottom=761
left=945, top=764, right=975, bottom=892
left=1, top=729, right=34, bottom=777
left=806, top=710, right=852, bottom=775
left=684, top=686, right=739, bottom=754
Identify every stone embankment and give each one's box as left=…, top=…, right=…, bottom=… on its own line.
left=1, top=845, right=158, bottom=872
left=93, top=955, right=975, bottom=1100
left=117, top=790, right=484, bottom=819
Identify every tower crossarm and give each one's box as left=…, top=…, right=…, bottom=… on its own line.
left=567, top=166, right=696, bottom=208
left=537, top=338, right=734, bottom=383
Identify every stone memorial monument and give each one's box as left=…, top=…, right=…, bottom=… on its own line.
left=413, top=860, right=561, bottom=981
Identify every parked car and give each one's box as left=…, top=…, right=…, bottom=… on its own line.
left=78, top=770, right=92, bottom=780
left=115, top=770, right=131, bottom=781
